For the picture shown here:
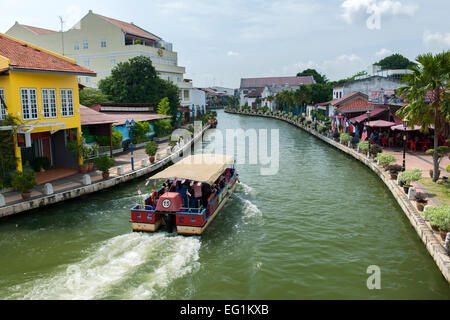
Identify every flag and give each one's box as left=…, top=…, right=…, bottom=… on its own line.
left=346, top=120, right=355, bottom=133
left=361, top=125, right=368, bottom=142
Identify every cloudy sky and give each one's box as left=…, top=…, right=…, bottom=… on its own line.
left=2, top=0, right=449, bottom=88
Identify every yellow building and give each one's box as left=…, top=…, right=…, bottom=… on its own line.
left=0, top=33, right=96, bottom=171
left=6, top=10, right=192, bottom=94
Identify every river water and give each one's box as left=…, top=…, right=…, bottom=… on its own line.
left=0, top=111, right=449, bottom=300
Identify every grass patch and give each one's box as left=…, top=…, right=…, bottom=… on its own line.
left=419, top=178, right=450, bottom=206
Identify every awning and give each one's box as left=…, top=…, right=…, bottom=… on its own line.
left=391, top=124, right=424, bottom=131
left=349, top=107, right=386, bottom=123
left=367, top=120, right=396, bottom=128
left=150, top=154, right=235, bottom=185
left=80, top=105, right=118, bottom=126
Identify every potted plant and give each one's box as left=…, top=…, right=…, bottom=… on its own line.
left=31, top=157, right=51, bottom=173
left=424, top=206, right=450, bottom=240
left=369, top=144, right=383, bottom=159
left=94, top=155, right=116, bottom=180
left=387, top=164, right=403, bottom=180
left=11, top=170, right=36, bottom=200
left=375, top=153, right=396, bottom=169
left=340, top=133, right=352, bottom=146
left=145, top=141, right=158, bottom=163
left=414, top=192, right=428, bottom=212
left=398, top=169, right=422, bottom=194
left=67, top=138, right=93, bottom=174
left=358, top=141, right=370, bottom=154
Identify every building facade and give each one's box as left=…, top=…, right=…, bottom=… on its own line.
left=0, top=33, right=96, bottom=171
left=6, top=10, right=191, bottom=92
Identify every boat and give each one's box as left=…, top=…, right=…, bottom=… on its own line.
left=130, top=154, right=239, bottom=236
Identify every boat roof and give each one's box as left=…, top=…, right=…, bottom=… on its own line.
left=151, top=154, right=235, bottom=185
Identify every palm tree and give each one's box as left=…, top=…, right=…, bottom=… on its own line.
left=295, top=85, right=312, bottom=114
left=396, top=51, right=450, bottom=182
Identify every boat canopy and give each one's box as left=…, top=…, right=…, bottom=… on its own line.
left=150, top=154, right=235, bottom=185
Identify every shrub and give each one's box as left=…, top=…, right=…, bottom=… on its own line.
left=375, top=153, right=396, bottom=166
left=11, top=170, right=36, bottom=193
left=398, top=169, right=422, bottom=185
left=145, top=141, right=158, bottom=157
left=387, top=164, right=403, bottom=173
left=424, top=206, right=450, bottom=231
left=340, top=133, right=352, bottom=144
left=358, top=141, right=370, bottom=151
left=31, top=157, right=51, bottom=172
left=96, top=131, right=122, bottom=150
left=153, top=119, right=173, bottom=137
left=415, top=192, right=428, bottom=203
left=370, top=144, right=383, bottom=157
left=93, top=155, right=115, bottom=173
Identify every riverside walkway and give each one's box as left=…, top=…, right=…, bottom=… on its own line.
left=226, top=109, right=450, bottom=284
left=0, top=125, right=210, bottom=218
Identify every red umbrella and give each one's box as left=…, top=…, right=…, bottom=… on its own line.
left=367, top=120, right=396, bottom=128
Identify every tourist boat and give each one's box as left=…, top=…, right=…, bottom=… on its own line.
left=130, top=154, right=238, bottom=236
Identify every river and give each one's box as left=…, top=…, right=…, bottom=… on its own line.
left=0, top=110, right=449, bottom=300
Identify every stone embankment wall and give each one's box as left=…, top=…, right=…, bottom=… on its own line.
left=0, top=125, right=210, bottom=218
left=226, top=109, right=450, bottom=284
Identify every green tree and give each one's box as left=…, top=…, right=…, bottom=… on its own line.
left=396, top=51, right=450, bottom=182
left=375, top=53, right=417, bottom=70
left=79, top=88, right=109, bottom=107
left=157, top=97, right=171, bottom=115
left=297, top=68, right=328, bottom=84
left=98, top=56, right=180, bottom=116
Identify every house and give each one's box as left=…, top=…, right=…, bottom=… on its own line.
left=239, top=76, right=315, bottom=107
left=6, top=10, right=192, bottom=93
left=243, top=87, right=264, bottom=109
left=261, top=84, right=304, bottom=112
left=180, top=87, right=206, bottom=117
left=315, top=92, right=369, bottom=119
left=0, top=33, right=96, bottom=172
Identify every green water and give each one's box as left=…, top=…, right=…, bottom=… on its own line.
left=0, top=111, right=449, bottom=300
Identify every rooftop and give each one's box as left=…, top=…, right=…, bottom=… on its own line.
left=240, top=76, right=315, bottom=88
left=20, top=24, right=57, bottom=35
left=0, top=33, right=96, bottom=76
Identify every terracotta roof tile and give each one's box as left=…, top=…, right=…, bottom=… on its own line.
left=330, top=91, right=368, bottom=107
left=241, top=76, right=315, bottom=88
left=96, top=14, right=161, bottom=42
left=246, top=87, right=264, bottom=98
left=0, top=34, right=96, bottom=76
left=336, top=98, right=374, bottom=113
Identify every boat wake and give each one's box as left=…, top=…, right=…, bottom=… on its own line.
left=5, top=233, right=201, bottom=300
left=234, top=194, right=264, bottom=226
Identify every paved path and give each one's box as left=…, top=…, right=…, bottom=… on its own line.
left=1, top=142, right=169, bottom=207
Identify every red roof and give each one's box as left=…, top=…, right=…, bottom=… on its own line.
left=96, top=13, right=161, bottom=42
left=80, top=105, right=118, bottom=126
left=336, top=98, right=374, bottom=113
left=21, top=24, right=57, bottom=35
left=0, top=34, right=96, bottom=76
left=330, top=91, right=367, bottom=107
left=99, top=112, right=170, bottom=125
left=240, top=76, right=315, bottom=88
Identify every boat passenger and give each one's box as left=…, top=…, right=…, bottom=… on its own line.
left=190, top=181, right=203, bottom=208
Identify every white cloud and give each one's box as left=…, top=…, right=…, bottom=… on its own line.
left=375, top=48, right=392, bottom=58
left=227, top=51, right=240, bottom=57
left=423, top=30, right=450, bottom=47
left=340, top=0, right=419, bottom=29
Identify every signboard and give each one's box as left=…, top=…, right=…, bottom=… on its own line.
left=17, top=133, right=31, bottom=148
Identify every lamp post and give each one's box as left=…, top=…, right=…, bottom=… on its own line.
left=125, top=119, right=136, bottom=171
left=366, top=110, right=371, bottom=157
left=402, top=117, right=409, bottom=172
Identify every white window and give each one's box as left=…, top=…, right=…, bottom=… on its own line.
left=101, top=39, right=107, bottom=48
left=0, top=88, right=6, bottom=120
left=74, top=41, right=79, bottom=50
left=20, top=88, right=38, bottom=120
left=85, top=59, right=90, bottom=67
left=177, top=76, right=182, bottom=82
left=41, top=89, right=57, bottom=119
left=111, top=57, right=116, bottom=65
left=83, top=40, right=88, bottom=49
left=60, top=89, right=74, bottom=117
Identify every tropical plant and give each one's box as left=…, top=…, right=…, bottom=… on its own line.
left=396, top=51, right=450, bottom=182
left=93, top=155, right=115, bottom=174
left=425, top=146, right=450, bottom=166
left=415, top=192, right=428, bottom=204
left=387, top=164, right=403, bottom=173
left=398, top=169, right=422, bottom=185
left=96, top=131, right=123, bottom=150
left=11, top=170, right=36, bottom=193
left=0, top=115, right=20, bottom=187
left=79, top=88, right=109, bottom=107
left=31, top=157, right=51, bottom=172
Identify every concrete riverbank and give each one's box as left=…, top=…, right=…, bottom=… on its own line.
left=0, top=124, right=210, bottom=218
left=226, top=109, right=450, bottom=284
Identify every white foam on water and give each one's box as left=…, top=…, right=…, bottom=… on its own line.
left=125, top=236, right=201, bottom=300
left=6, top=233, right=171, bottom=300
left=238, top=183, right=257, bottom=199
left=234, top=194, right=264, bottom=226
